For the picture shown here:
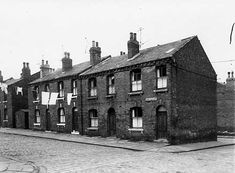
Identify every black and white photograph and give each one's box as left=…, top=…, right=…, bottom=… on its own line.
left=0, top=0, right=234, bottom=172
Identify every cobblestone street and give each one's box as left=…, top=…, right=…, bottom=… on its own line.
left=0, top=132, right=234, bottom=173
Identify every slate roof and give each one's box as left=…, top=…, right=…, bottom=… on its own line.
left=30, top=61, right=90, bottom=84
left=4, top=78, right=21, bottom=86
left=81, top=36, right=196, bottom=76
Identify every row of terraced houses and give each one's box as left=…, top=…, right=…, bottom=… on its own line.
left=0, top=33, right=217, bottom=144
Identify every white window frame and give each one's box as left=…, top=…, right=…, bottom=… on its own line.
left=89, top=78, right=97, bottom=97
left=34, top=86, right=40, bottom=101
left=35, top=109, right=40, bottom=123
left=90, top=110, right=98, bottom=127
left=59, top=108, right=65, bottom=123
left=107, top=75, right=115, bottom=95
left=131, top=70, right=142, bottom=92
left=72, top=80, right=78, bottom=96
left=157, top=66, right=167, bottom=89
left=131, top=108, right=142, bottom=128
left=58, top=82, right=64, bottom=98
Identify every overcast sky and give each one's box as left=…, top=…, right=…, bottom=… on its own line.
left=0, top=0, right=234, bottom=82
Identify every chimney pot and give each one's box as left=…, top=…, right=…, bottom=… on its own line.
left=130, top=32, right=134, bottom=40
left=96, top=42, right=99, bottom=47
left=42, top=60, right=44, bottom=65
left=228, top=72, right=231, bottom=78
left=23, top=62, right=26, bottom=68
left=92, top=41, right=95, bottom=47
left=134, top=33, right=137, bottom=40
left=232, top=71, right=234, bottom=78
left=26, top=62, right=29, bottom=68
left=46, top=60, right=48, bottom=64
left=67, top=52, right=70, bottom=58
left=120, top=51, right=122, bottom=55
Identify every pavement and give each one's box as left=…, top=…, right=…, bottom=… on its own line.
left=0, top=128, right=235, bottom=173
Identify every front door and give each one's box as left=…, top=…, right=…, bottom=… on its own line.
left=46, top=109, right=51, bottom=131
left=156, top=107, right=167, bottom=139
left=108, top=108, right=116, bottom=136
left=72, top=108, right=78, bottom=131
left=24, top=112, right=29, bottom=129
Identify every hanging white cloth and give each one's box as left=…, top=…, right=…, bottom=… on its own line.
left=0, top=83, right=8, bottom=94
left=48, top=92, right=58, bottom=105
left=16, top=87, right=23, bottom=95
left=41, top=92, right=50, bottom=105
left=67, top=93, right=73, bottom=105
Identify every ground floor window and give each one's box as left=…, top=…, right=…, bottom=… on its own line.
left=89, top=109, right=98, bottom=127
left=4, top=108, right=8, bottom=120
left=35, top=109, right=40, bottom=123
left=58, top=108, right=65, bottom=123
left=131, top=107, right=143, bottom=128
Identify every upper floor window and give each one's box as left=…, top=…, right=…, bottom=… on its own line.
left=88, top=78, right=97, bottom=97
left=3, top=92, right=7, bottom=101
left=44, top=84, right=50, bottom=92
left=89, top=109, right=98, bottom=127
left=130, top=107, right=142, bottom=128
left=156, top=66, right=167, bottom=89
left=131, top=69, right=142, bottom=92
left=35, top=109, right=40, bottom=123
left=4, top=108, right=8, bottom=120
left=33, top=86, right=39, bottom=101
left=58, top=81, right=64, bottom=98
left=58, top=108, right=65, bottom=123
left=72, top=80, right=78, bottom=96
left=107, top=74, right=115, bottom=95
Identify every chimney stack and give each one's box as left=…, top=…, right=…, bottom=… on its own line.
left=40, top=59, right=52, bottom=78
left=89, top=41, right=101, bottom=66
left=127, top=32, right=139, bottom=59
left=0, top=70, right=3, bottom=82
left=21, top=62, right=31, bottom=79
left=62, top=52, right=73, bottom=71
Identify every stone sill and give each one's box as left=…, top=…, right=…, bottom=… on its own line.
left=128, top=91, right=144, bottom=96
left=88, top=96, right=98, bottom=100
left=71, top=95, right=77, bottom=99
left=57, top=123, right=65, bottom=126
left=87, top=127, right=98, bottom=131
left=3, top=101, right=7, bottom=103
left=57, top=97, right=64, bottom=101
left=128, top=128, right=144, bottom=132
left=3, top=120, right=8, bottom=122
left=33, top=123, right=41, bottom=126
left=106, top=94, right=116, bottom=98
left=153, top=88, right=168, bottom=93
left=33, top=100, right=40, bottom=103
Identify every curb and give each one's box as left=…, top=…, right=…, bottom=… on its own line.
left=0, top=131, right=145, bottom=152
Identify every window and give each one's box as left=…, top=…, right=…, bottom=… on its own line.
left=107, top=74, right=115, bottom=95
left=3, top=91, right=7, bottom=101
left=58, top=81, right=64, bottom=98
left=33, top=86, right=39, bottom=100
left=88, top=78, right=97, bottom=97
left=44, top=84, right=50, bottom=92
left=130, top=107, right=142, bottom=128
left=4, top=108, right=8, bottom=120
left=72, top=80, right=78, bottom=96
left=156, top=66, right=167, bottom=89
left=89, top=109, right=98, bottom=127
left=131, top=69, right=142, bottom=91
left=35, top=109, right=40, bottom=123
left=58, top=108, right=65, bottom=123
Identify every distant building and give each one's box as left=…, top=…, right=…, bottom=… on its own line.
left=217, top=72, right=235, bottom=132
left=0, top=63, right=40, bottom=128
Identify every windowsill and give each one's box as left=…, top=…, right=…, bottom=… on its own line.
left=3, top=101, right=7, bottom=103
left=128, top=128, right=144, bottom=132
left=57, top=123, right=65, bottom=126
left=87, top=127, right=98, bottom=130
left=106, top=94, right=116, bottom=98
left=3, top=120, right=8, bottom=122
left=34, top=123, right=40, bottom=126
left=33, top=100, right=40, bottom=103
left=128, top=91, right=144, bottom=96
left=153, top=88, right=168, bottom=93
left=88, top=96, right=98, bottom=100
left=57, top=97, right=64, bottom=100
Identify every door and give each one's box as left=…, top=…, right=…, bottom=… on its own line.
left=24, top=112, right=29, bottom=129
left=46, top=109, right=51, bottom=131
left=72, top=107, right=78, bottom=131
left=108, top=108, right=116, bottom=136
left=156, top=106, right=167, bottom=139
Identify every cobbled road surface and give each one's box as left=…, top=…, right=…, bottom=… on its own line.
left=0, top=133, right=234, bottom=173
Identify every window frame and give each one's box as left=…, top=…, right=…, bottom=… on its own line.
left=58, top=81, right=64, bottom=98
left=33, top=86, right=40, bottom=101
left=88, top=78, right=97, bottom=97
left=3, top=108, right=8, bottom=120
left=107, top=74, right=115, bottom=95
left=35, top=109, right=40, bottom=123
left=89, top=109, right=98, bottom=127
left=130, top=69, right=142, bottom=92
left=130, top=107, right=143, bottom=128
left=44, top=84, right=50, bottom=92
left=72, top=79, right=78, bottom=96
left=156, top=65, right=167, bottom=89
left=58, top=108, right=65, bottom=123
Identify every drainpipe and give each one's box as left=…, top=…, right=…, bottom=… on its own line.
left=80, top=78, right=84, bottom=135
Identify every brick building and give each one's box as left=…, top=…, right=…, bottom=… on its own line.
left=0, top=63, right=40, bottom=128
left=28, top=55, right=90, bottom=133
left=217, top=72, right=235, bottom=132
left=80, top=33, right=217, bottom=144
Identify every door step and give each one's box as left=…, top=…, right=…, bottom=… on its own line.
left=71, top=130, right=80, bottom=135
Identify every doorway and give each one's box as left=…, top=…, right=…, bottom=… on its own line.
left=46, top=109, right=51, bottom=131
left=156, top=106, right=167, bottom=139
left=24, top=112, right=29, bottom=129
left=72, top=107, right=78, bottom=131
left=107, top=108, right=116, bottom=136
